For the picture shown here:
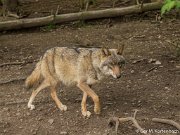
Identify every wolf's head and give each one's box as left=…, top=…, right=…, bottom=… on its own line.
left=100, top=45, right=125, bottom=79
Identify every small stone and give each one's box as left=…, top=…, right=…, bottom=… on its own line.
left=16, top=112, right=21, bottom=116
left=60, top=131, right=68, bottom=135
left=102, top=106, right=108, bottom=110
left=3, top=129, right=7, bottom=133
left=131, top=70, right=135, bottom=73
left=148, top=58, right=156, bottom=63
left=124, top=102, right=127, bottom=105
left=154, top=60, right=161, bottom=65
left=3, top=107, right=10, bottom=111
left=165, top=87, right=171, bottom=90
left=32, top=131, right=37, bottom=135
left=26, top=112, right=31, bottom=116
left=48, top=119, right=54, bottom=125
left=37, top=117, right=42, bottom=121
left=37, top=108, right=43, bottom=111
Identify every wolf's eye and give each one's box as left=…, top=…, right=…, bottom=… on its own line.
left=118, top=63, right=124, bottom=68
left=118, top=61, right=125, bottom=65
left=118, top=62, right=122, bottom=66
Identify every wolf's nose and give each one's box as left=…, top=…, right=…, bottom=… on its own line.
left=116, top=75, right=121, bottom=79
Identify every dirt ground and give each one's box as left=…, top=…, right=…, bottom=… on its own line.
left=0, top=0, right=180, bottom=135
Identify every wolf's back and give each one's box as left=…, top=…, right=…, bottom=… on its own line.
left=25, top=60, right=41, bottom=89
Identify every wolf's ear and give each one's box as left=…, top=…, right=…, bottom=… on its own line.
left=117, top=45, right=125, bottom=55
left=101, top=47, right=111, bottom=57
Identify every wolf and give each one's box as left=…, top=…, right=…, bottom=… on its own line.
left=25, top=46, right=125, bottom=117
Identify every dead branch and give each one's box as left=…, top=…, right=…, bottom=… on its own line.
left=152, top=118, right=180, bottom=131
left=0, top=61, right=25, bottom=67
left=108, top=117, right=120, bottom=135
left=0, top=59, right=37, bottom=67
left=0, top=2, right=163, bottom=31
left=108, top=109, right=150, bottom=135
left=55, top=5, right=60, bottom=17
left=0, top=100, right=27, bottom=106
left=147, top=66, right=158, bottom=72
left=108, top=111, right=180, bottom=135
left=0, top=100, right=50, bottom=106
left=119, top=109, right=148, bottom=134
left=0, top=77, right=26, bottom=85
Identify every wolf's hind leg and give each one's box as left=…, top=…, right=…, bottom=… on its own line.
left=50, top=87, right=67, bottom=111
left=28, top=80, right=50, bottom=110
left=81, top=92, right=91, bottom=117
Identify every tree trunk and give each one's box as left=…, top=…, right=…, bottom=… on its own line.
left=0, top=2, right=163, bottom=31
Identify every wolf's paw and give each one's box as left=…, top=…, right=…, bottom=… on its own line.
left=28, top=104, right=35, bottom=110
left=82, top=111, right=91, bottom=117
left=60, top=105, right=67, bottom=111
left=94, top=107, right=100, bottom=114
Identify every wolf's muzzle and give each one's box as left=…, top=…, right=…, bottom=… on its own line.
left=116, top=74, right=121, bottom=79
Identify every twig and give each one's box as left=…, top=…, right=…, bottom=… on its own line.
left=136, top=0, right=140, bottom=5
left=132, top=58, right=146, bottom=64
left=116, top=0, right=131, bottom=6
left=0, top=77, right=26, bottom=85
left=140, top=0, right=144, bottom=11
left=55, top=5, right=60, bottom=16
left=0, top=100, right=50, bottom=106
left=152, top=118, right=180, bottom=131
left=0, top=100, right=27, bottom=106
left=108, top=117, right=119, bottom=135
left=147, top=66, right=158, bottom=72
left=132, top=35, right=146, bottom=38
left=0, top=60, right=35, bottom=67
left=119, top=109, right=147, bottom=134
left=108, top=109, right=149, bottom=135
left=108, top=112, right=180, bottom=135
left=7, top=12, right=20, bottom=19
left=0, top=61, right=25, bottom=67
left=112, top=0, right=116, bottom=8
left=85, top=0, right=89, bottom=11
left=166, top=40, right=180, bottom=48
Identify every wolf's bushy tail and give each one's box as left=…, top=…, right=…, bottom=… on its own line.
left=25, top=61, right=41, bottom=89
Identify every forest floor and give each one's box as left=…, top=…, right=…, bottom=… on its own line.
left=0, top=0, right=180, bottom=135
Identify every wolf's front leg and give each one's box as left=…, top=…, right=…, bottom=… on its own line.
left=77, top=82, right=101, bottom=115
left=81, top=92, right=91, bottom=117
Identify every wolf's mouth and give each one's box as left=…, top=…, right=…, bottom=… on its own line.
left=112, top=74, right=122, bottom=79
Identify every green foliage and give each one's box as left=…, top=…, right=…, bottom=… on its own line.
left=40, top=23, right=56, bottom=31
left=161, top=0, right=180, bottom=15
